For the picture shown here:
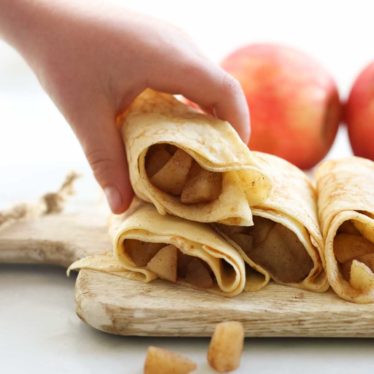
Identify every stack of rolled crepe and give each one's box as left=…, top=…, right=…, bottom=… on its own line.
left=69, top=89, right=328, bottom=297
left=316, top=157, right=374, bottom=303
left=70, top=200, right=247, bottom=296
left=70, top=89, right=272, bottom=296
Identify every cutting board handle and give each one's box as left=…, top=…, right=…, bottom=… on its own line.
left=0, top=210, right=111, bottom=268
left=0, top=173, right=111, bottom=268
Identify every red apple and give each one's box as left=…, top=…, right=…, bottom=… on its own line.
left=221, top=44, right=341, bottom=169
left=345, top=62, right=374, bottom=160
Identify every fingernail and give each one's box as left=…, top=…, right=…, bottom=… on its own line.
left=104, top=186, right=123, bottom=213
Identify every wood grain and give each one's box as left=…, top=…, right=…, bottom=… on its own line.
left=0, top=211, right=110, bottom=267
left=76, top=269, right=374, bottom=338
left=1, top=199, right=374, bottom=338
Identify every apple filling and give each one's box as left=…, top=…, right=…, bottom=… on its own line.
left=218, top=216, right=313, bottom=283
left=334, top=220, right=374, bottom=281
left=145, top=144, right=222, bottom=204
left=124, top=239, right=218, bottom=289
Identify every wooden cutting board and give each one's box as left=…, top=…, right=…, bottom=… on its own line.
left=1, top=195, right=374, bottom=338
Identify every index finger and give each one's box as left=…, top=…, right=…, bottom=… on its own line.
left=148, top=59, right=250, bottom=143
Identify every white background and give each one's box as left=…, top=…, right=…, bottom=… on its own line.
left=1, top=0, right=374, bottom=373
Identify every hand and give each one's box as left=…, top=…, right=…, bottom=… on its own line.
left=0, top=1, right=250, bottom=213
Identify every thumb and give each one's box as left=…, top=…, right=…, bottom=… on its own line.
left=76, top=115, right=133, bottom=214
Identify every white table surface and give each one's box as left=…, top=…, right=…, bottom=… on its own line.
left=1, top=1, right=374, bottom=373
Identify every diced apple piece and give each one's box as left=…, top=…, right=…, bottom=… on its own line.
left=165, top=144, right=177, bottom=155
left=185, top=258, right=214, bottom=288
left=177, top=252, right=193, bottom=278
left=145, top=145, right=173, bottom=178
left=216, top=223, right=248, bottom=238
left=150, top=149, right=193, bottom=196
left=340, top=261, right=352, bottom=281
left=339, top=254, right=374, bottom=282
left=338, top=220, right=360, bottom=235
left=219, top=224, right=248, bottom=235
left=334, top=234, right=374, bottom=263
left=230, top=233, right=254, bottom=254
left=250, top=223, right=313, bottom=283
left=356, top=253, right=374, bottom=272
left=144, top=346, right=196, bottom=374
left=147, top=245, right=178, bottom=282
left=207, top=321, right=244, bottom=373
left=341, top=253, right=374, bottom=282
left=248, top=216, right=275, bottom=246
left=350, top=260, right=374, bottom=291
left=180, top=162, right=222, bottom=204
left=125, top=240, right=164, bottom=267
left=353, top=220, right=374, bottom=243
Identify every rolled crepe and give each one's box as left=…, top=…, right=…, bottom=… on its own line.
left=216, top=152, right=328, bottom=292
left=316, top=157, right=374, bottom=303
left=69, top=200, right=247, bottom=297
left=120, top=89, right=271, bottom=226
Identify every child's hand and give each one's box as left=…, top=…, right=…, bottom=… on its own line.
left=0, top=1, right=249, bottom=213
